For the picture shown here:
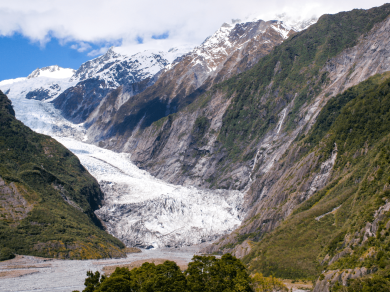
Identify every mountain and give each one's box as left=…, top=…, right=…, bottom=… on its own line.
left=0, top=65, right=76, bottom=102
left=59, top=3, right=390, bottom=289
left=4, top=4, right=390, bottom=289
left=52, top=47, right=191, bottom=124
left=242, top=71, right=390, bottom=290
left=27, top=65, right=75, bottom=79
left=70, top=47, right=189, bottom=88
left=87, top=5, right=390, bottom=192
left=203, top=3, right=390, bottom=256
left=0, top=90, right=125, bottom=259
left=78, top=16, right=316, bottom=146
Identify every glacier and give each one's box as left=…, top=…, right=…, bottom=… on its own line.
left=0, top=77, right=245, bottom=249
left=57, top=137, right=244, bottom=248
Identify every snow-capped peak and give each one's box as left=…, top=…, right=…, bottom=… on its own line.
left=27, top=65, right=75, bottom=79
left=69, top=46, right=191, bottom=88
left=273, top=13, right=318, bottom=31
left=227, top=13, right=318, bottom=33
left=0, top=65, right=77, bottom=102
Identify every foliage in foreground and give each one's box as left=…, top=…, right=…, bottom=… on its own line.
left=75, top=254, right=286, bottom=292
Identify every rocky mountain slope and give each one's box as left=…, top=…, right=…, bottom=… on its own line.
left=245, top=71, right=390, bottom=290
left=70, top=47, right=187, bottom=88
left=93, top=5, right=390, bottom=192
left=0, top=90, right=125, bottom=259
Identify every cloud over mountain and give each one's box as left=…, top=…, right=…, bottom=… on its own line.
left=0, top=0, right=387, bottom=56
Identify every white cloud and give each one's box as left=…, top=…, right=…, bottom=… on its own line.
left=76, top=42, right=92, bottom=52
left=70, top=42, right=91, bottom=52
left=0, top=0, right=388, bottom=56
left=87, top=46, right=110, bottom=57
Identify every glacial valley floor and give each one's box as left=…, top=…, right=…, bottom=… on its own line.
left=0, top=246, right=202, bottom=292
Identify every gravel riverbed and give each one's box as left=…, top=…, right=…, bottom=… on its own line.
left=0, top=246, right=203, bottom=292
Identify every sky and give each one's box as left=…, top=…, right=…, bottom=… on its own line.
left=0, top=0, right=388, bottom=81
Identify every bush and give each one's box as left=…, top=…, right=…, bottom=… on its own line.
left=0, top=247, right=15, bottom=261
left=77, top=254, right=253, bottom=292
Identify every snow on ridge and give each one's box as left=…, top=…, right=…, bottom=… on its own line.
left=70, top=46, right=192, bottom=88
left=0, top=65, right=78, bottom=103
left=270, top=22, right=292, bottom=39
left=28, top=65, right=75, bottom=79
left=0, top=75, right=77, bottom=103
left=233, top=12, right=318, bottom=32
left=273, top=13, right=318, bottom=32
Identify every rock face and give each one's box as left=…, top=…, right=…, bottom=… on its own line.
left=53, top=78, right=112, bottom=123
left=312, top=200, right=390, bottom=291
left=313, top=267, right=377, bottom=292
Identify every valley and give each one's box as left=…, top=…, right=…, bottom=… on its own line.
left=1, top=4, right=390, bottom=291
left=1, top=76, right=245, bottom=250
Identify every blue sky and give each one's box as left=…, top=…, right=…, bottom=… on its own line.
left=0, top=33, right=162, bottom=81
left=0, top=34, right=97, bottom=80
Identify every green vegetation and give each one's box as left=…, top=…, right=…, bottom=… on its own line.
left=251, top=273, right=287, bottom=292
left=332, top=270, right=390, bottom=292
left=77, top=254, right=255, bottom=292
left=0, top=247, right=15, bottom=261
left=191, top=116, right=210, bottom=146
left=0, top=91, right=125, bottom=259
left=242, top=72, right=390, bottom=284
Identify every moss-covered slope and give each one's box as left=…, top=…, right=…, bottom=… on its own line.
left=242, top=72, right=390, bottom=285
left=0, top=90, right=125, bottom=259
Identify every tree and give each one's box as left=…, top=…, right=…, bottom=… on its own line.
left=186, top=254, right=253, bottom=292
left=80, top=254, right=252, bottom=292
